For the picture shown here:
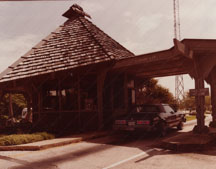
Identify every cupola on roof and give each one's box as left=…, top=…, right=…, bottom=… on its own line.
left=62, top=4, right=91, bottom=19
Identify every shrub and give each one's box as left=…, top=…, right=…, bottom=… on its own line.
left=0, top=132, right=54, bottom=146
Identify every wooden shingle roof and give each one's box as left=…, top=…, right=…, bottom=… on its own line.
left=0, top=4, right=134, bottom=83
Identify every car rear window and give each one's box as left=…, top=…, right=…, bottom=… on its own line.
left=136, top=105, right=160, bottom=113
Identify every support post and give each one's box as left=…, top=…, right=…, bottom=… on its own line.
left=9, top=93, right=13, bottom=118
left=28, top=94, right=33, bottom=123
left=58, top=80, right=62, bottom=112
left=110, top=83, right=114, bottom=112
left=97, top=71, right=107, bottom=130
left=77, top=74, right=81, bottom=130
left=124, top=73, right=128, bottom=111
left=193, top=78, right=209, bottom=133
left=210, top=73, right=216, bottom=127
left=38, top=91, right=42, bottom=120
left=26, top=89, right=33, bottom=123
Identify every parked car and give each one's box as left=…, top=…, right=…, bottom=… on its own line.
left=113, top=104, right=186, bottom=136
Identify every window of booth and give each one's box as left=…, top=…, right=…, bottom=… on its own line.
left=43, top=89, right=59, bottom=111
left=61, top=88, right=78, bottom=110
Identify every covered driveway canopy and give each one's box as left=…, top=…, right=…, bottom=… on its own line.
left=113, top=38, right=216, bottom=134
left=113, top=39, right=216, bottom=80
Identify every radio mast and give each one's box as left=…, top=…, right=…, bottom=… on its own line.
left=173, top=0, right=184, bottom=101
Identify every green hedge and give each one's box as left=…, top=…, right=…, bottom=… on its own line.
left=186, top=115, right=196, bottom=121
left=0, top=132, right=55, bottom=146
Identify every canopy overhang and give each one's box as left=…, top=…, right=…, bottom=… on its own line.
left=113, top=39, right=216, bottom=81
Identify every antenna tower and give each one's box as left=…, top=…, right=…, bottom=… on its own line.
left=173, top=0, right=184, bottom=101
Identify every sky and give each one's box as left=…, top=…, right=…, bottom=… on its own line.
left=0, top=0, right=215, bottom=95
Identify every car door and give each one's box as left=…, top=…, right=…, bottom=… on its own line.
left=163, top=105, right=178, bottom=127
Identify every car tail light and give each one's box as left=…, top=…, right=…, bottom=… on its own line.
left=115, top=120, right=127, bottom=124
left=137, top=120, right=150, bottom=125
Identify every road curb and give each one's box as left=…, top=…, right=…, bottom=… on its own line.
left=0, top=131, right=110, bottom=151
left=161, top=132, right=216, bottom=151
left=162, top=141, right=210, bottom=152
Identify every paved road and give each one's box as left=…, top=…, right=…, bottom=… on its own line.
left=0, top=117, right=214, bottom=169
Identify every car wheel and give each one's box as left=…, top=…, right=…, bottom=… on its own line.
left=177, top=121, right=183, bottom=130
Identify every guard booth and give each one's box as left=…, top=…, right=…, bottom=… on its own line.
left=0, top=5, right=135, bottom=133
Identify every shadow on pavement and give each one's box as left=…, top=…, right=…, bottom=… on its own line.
left=0, top=155, right=29, bottom=165
left=2, top=129, right=216, bottom=169
left=2, top=141, right=119, bottom=169
left=0, top=130, right=176, bottom=169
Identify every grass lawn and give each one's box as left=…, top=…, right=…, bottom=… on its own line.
left=186, top=115, right=196, bottom=121
left=0, top=132, right=55, bottom=146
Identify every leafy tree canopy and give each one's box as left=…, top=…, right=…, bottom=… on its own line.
left=0, top=94, right=27, bottom=117
left=179, top=92, right=211, bottom=111
left=136, top=78, right=178, bottom=108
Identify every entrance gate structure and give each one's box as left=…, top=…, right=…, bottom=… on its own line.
left=0, top=4, right=216, bottom=133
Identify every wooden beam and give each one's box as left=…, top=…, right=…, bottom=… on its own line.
left=193, top=78, right=209, bottom=133
left=211, top=78, right=216, bottom=122
left=209, top=69, right=216, bottom=127
left=58, top=80, right=62, bottom=112
left=136, top=67, right=188, bottom=78
left=38, top=91, right=42, bottom=120
left=136, top=65, right=186, bottom=73
left=113, top=49, right=176, bottom=69
left=4, top=87, right=26, bottom=93
left=199, top=55, right=216, bottom=79
left=9, top=93, right=13, bottom=118
left=77, top=74, right=81, bottom=129
left=25, top=86, right=33, bottom=123
left=183, top=39, right=216, bottom=50
left=124, top=73, right=128, bottom=111
left=195, top=78, right=205, bottom=127
left=137, top=71, right=188, bottom=78
left=110, top=83, right=114, bottom=112
left=97, top=70, right=107, bottom=129
left=125, top=56, right=183, bottom=74
left=174, top=39, right=193, bottom=59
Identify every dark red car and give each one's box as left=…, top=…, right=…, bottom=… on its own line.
left=113, top=104, right=186, bottom=136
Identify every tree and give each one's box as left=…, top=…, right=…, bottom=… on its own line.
left=136, top=78, right=178, bottom=107
left=0, top=94, right=27, bottom=117
left=179, top=92, right=211, bottom=111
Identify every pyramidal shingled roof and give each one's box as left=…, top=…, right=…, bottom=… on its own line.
left=0, top=4, right=134, bottom=83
